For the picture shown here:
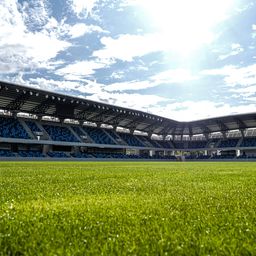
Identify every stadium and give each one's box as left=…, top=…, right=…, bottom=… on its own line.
left=1, top=0, right=256, bottom=255
left=1, top=80, right=256, bottom=161
left=1, top=82, right=256, bottom=255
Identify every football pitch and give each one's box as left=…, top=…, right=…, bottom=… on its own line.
left=0, top=162, right=256, bottom=255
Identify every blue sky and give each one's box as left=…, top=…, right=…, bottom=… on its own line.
left=0, top=0, right=256, bottom=121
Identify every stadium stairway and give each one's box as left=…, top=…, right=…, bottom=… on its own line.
left=219, top=138, right=239, bottom=148
left=135, top=135, right=154, bottom=147
left=42, top=124, right=80, bottom=142
left=34, top=122, right=52, bottom=140
left=133, top=135, right=149, bottom=147
left=213, top=139, right=221, bottom=148
left=117, top=132, right=145, bottom=147
left=19, top=119, right=35, bottom=139
left=158, top=140, right=175, bottom=149
left=149, top=140, right=163, bottom=148
left=71, top=126, right=94, bottom=143
left=237, top=137, right=244, bottom=147
left=102, top=128, right=120, bottom=144
left=82, top=126, right=116, bottom=145
left=168, top=140, right=175, bottom=148
left=68, top=126, right=82, bottom=142
left=104, top=129, right=128, bottom=145
left=183, top=141, right=189, bottom=149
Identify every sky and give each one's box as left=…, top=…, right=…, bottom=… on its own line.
left=0, top=0, right=256, bottom=121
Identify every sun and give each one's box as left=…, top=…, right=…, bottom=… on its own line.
left=136, top=0, right=234, bottom=54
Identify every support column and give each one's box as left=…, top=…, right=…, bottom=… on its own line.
left=43, top=144, right=51, bottom=154
left=240, top=129, right=245, bottom=138
left=204, top=133, right=209, bottom=140
left=130, top=129, right=135, bottom=134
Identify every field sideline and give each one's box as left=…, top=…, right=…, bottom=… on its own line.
left=0, top=162, right=256, bottom=255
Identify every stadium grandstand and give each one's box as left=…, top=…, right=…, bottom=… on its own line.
left=1, top=80, right=256, bottom=161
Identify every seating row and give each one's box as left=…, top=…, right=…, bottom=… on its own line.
left=1, top=149, right=256, bottom=160
left=0, top=117, right=30, bottom=139
left=2, top=117, right=256, bottom=149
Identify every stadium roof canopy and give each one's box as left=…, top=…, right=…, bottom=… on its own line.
left=1, top=80, right=256, bottom=136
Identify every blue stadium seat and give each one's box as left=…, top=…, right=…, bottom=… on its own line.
left=173, top=141, right=208, bottom=149
left=185, top=155, right=197, bottom=160
left=72, top=126, right=85, bottom=136
left=47, top=152, right=70, bottom=158
left=26, top=121, right=42, bottom=133
left=247, top=155, right=256, bottom=159
left=0, top=117, right=29, bottom=139
left=43, top=125, right=79, bottom=142
left=149, top=140, right=162, bottom=148
left=0, top=149, right=15, bottom=157
left=173, top=141, right=185, bottom=149
left=18, top=151, right=45, bottom=158
left=197, top=155, right=211, bottom=160
left=157, top=140, right=174, bottom=149
left=118, top=133, right=145, bottom=147
left=150, top=155, right=177, bottom=160
left=219, top=138, right=239, bottom=148
left=71, top=152, right=94, bottom=158
left=237, top=154, right=247, bottom=159
left=136, top=136, right=162, bottom=148
left=240, top=137, right=256, bottom=147
left=105, top=129, right=120, bottom=140
left=185, top=155, right=210, bottom=160
left=83, top=127, right=116, bottom=145
left=211, top=155, right=235, bottom=159
left=188, top=141, right=208, bottom=149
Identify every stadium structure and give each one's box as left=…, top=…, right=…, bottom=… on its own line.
left=1, top=80, right=256, bottom=161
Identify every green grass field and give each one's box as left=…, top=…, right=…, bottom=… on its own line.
left=0, top=162, right=256, bottom=255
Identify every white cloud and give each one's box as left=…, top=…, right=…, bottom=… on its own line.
left=252, top=24, right=256, bottom=38
left=23, top=75, right=256, bottom=122
left=201, top=64, right=256, bottom=87
left=26, top=77, right=169, bottom=113
left=230, top=85, right=256, bottom=97
left=247, top=96, right=256, bottom=102
left=69, top=0, right=99, bottom=18
left=0, top=0, right=71, bottom=73
left=218, top=43, right=244, bottom=60
left=86, top=91, right=168, bottom=111
left=223, top=65, right=256, bottom=87
left=55, top=60, right=110, bottom=80
left=105, top=68, right=197, bottom=92
left=20, top=0, right=50, bottom=29
left=119, top=0, right=235, bottom=56
left=110, top=71, right=125, bottom=80
left=29, top=77, right=81, bottom=91
left=0, top=1, right=106, bottom=74
left=44, top=17, right=106, bottom=38
left=93, top=34, right=163, bottom=62
left=105, top=80, right=156, bottom=92
left=2, top=72, right=27, bottom=86
left=201, top=64, right=256, bottom=101
left=68, top=23, right=106, bottom=38
left=151, top=69, right=198, bottom=84
left=93, top=32, right=213, bottom=62
left=201, top=65, right=236, bottom=76
left=150, top=101, right=256, bottom=121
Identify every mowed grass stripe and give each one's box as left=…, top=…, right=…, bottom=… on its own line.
left=0, top=162, right=256, bottom=255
